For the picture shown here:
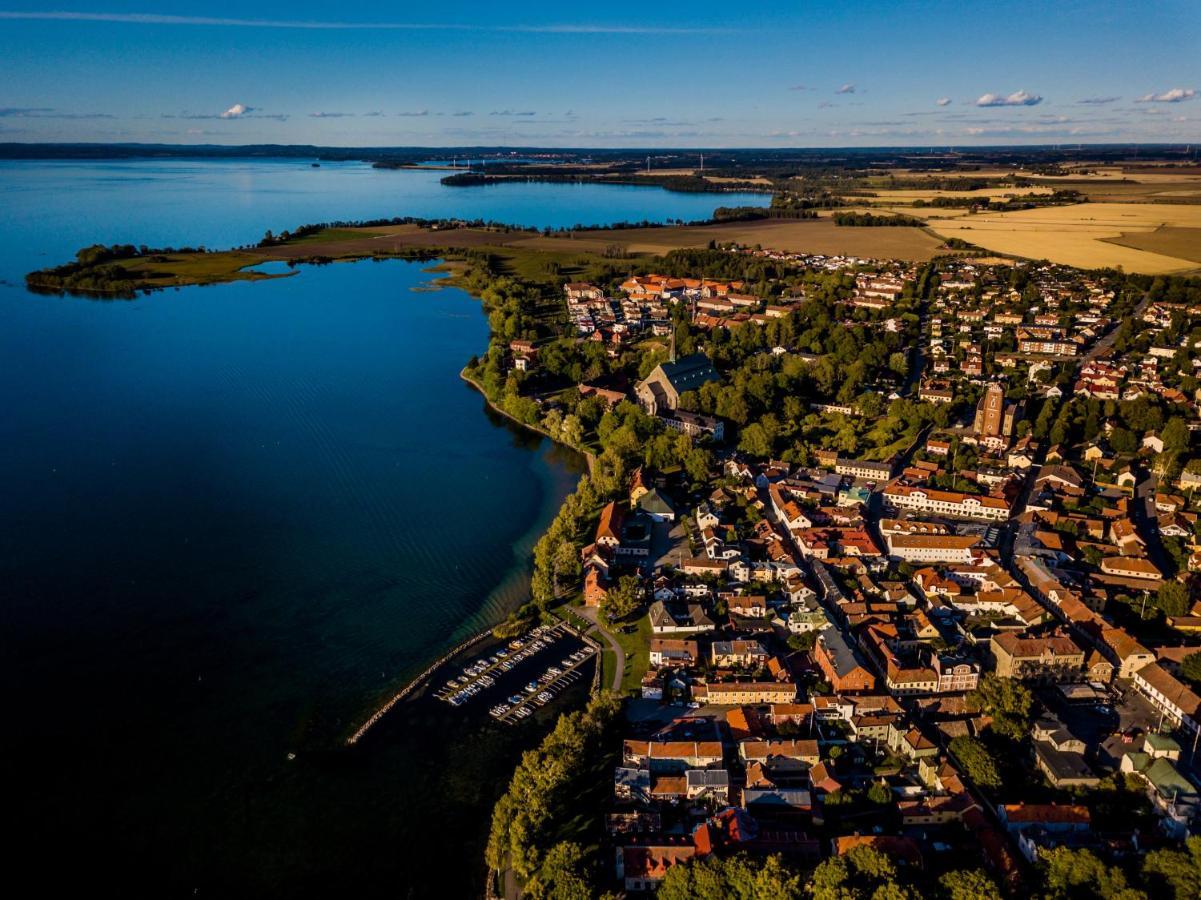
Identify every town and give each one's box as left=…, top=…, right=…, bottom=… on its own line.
left=477, top=243, right=1201, bottom=898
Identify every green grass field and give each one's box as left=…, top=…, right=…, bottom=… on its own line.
left=611, top=614, right=651, bottom=696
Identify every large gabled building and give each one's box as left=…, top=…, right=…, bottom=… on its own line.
left=635, top=353, right=720, bottom=415
left=990, top=632, right=1086, bottom=683
left=814, top=626, right=877, bottom=694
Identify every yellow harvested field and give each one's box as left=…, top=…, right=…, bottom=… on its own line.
left=627, top=169, right=774, bottom=185
left=703, top=175, right=775, bottom=185
left=927, top=202, right=1201, bottom=273
left=629, top=168, right=696, bottom=177
left=1050, top=167, right=1201, bottom=184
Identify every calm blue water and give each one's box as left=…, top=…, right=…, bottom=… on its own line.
left=0, top=158, right=766, bottom=279
left=0, top=159, right=765, bottom=897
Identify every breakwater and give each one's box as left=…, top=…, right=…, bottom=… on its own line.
left=344, top=627, right=493, bottom=746
left=345, top=619, right=601, bottom=746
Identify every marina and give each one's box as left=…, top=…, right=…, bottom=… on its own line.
left=433, top=622, right=596, bottom=723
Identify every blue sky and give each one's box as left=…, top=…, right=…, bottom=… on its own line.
left=0, top=1, right=1198, bottom=147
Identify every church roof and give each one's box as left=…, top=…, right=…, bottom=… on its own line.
left=655, top=353, right=720, bottom=394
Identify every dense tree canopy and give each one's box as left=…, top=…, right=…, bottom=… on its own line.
left=968, top=674, right=1035, bottom=740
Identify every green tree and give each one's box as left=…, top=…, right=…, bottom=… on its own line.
left=949, top=736, right=1001, bottom=789
left=1154, top=581, right=1190, bottom=618
left=524, top=842, right=594, bottom=900
left=939, top=869, right=1002, bottom=900
left=1179, top=652, right=1201, bottom=688
left=658, top=853, right=803, bottom=900
left=787, top=630, right=819, bottom=652
left=551, top=539, right=582, bottom=597
left=560, top=414, right=585, bottom=448
left=967, top=674, right=1035, bottom=740
left=739, top=422, right=773, bottom=458
left=485, top=693, right=622, bottom=880
left=685, top=447, right=713, bottom=484
left=866, top=781, right=891, bottom=805
left=1142, top=836, right=1201, bottom=900
left=1162, top=417, right=1191, bottom=453
left=810, top=845, right=899, bottom=900
left=1040, top=846, right=1144, bottom=900
left=1109, top=427, right=1137, bottom=454
left=601, top=575, right=641, bottom=624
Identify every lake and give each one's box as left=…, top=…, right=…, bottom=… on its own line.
left=0, top=158, right=767, bottom=897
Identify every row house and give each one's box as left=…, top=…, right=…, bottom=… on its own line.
left=738, top=739, right=821, bottom=769
left=623, top=738, right=724, bottom=773
left=883, top=484, right=1010, bottom=521
left=885, top=533, right=980, bottom=564
left=691, top=680, right=799, bottom=705
left=1131, top=662, right=1200, bottom=734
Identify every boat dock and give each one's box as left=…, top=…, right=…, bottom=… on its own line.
left=433, top=622, right=595, bottom=723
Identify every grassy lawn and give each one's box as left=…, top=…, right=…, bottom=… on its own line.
left=610, top=614, right=652, bottom=696
left=548, top=602, right=592, bottom=635
left=121, top=249, right=284, bottom=286
left=292, top=227, right=386, bottom=243
left=600, top=649, right=617, bottom=691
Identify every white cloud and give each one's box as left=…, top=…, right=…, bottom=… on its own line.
left=1077, top=96, right=1119, bottom=104
left=976, top=90, right=1042, bottom=107
left=836, top=83, right=855, bottom=94
left=936, top=97, right=951, bottom=106
left=1136, top=87, right=1195, bottom=103
left=220, top=103, right=249, bottom=118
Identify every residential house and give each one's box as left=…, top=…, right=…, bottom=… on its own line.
left=649, top=600, right=717, bottom=635
left=711, top=640, right=769, bottom=669
left=616, top=842, right=697, bottom=892
left=649, top=639, right=700, bottom=669
left=1031, top=716, right=1098, bottom=788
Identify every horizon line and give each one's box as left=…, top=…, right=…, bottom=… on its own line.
left=0, top=11, right=733, bottom=34
left=0, top=139, right=1195, bottom=152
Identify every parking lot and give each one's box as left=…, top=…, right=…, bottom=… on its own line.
left=1042, top=683, right=1192, bottom=773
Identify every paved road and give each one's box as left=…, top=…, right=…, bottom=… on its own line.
left=576, top=604, right=625, bottom=693
left=1132, top=470, right=1173, bottom=575
left=1078, top=291, right=1152, bottom=366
